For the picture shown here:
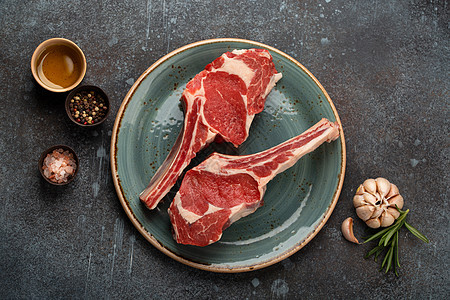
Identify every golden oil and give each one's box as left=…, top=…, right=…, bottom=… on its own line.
left=36, top=44, right=83, bottom=89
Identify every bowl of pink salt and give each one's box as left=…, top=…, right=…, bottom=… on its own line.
left=38, top=145, right=79, bottom=185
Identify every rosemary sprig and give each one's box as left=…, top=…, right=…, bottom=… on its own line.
left=363, top=208, right=429, bottom=276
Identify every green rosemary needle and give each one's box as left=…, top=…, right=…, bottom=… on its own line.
left=363, top=208, right=429, bottom=276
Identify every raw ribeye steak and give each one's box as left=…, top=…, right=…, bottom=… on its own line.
left=140, top=49, right=282, bottom=209
left=168, top=118, right=340, bottom=246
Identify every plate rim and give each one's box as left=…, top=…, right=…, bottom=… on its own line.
left=110, top=38, right=347, bottom=273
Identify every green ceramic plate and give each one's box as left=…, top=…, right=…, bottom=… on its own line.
left=111, top=38, right=346, bottom=273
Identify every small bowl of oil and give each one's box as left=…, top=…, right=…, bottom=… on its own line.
left=31, top=38, right=87, bottom=93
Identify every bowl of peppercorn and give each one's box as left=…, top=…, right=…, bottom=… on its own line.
left=66, top=85, right=110, bottom=127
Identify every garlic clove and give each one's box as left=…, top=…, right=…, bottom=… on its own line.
left=363, top=179, right=377, bottom=194
left=366, top=218, right=381, bottom=229
left=353, top=194, right=365, bottom=208
left=380, top=211, right=395, bottom=227
left=387, top=207, right=400, bottom=219
left=376, top=177, right=391, bottom=198
left=388, top=194, right=404, bottom=210
left=386, top=183, right=399, bottom=199
left=372, top=207, right=384, bottom=219
left=341, top=217, right=359, bottom=244
left=363, top=193, right=377, bottom=205
left=356, top=205, right=375, bottom=221
left=355, top=184, right=365, bottom=195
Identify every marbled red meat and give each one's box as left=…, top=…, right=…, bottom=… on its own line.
left=168, top=118, right=340, bottom=246
left=140, top=49, right=282, bottom=209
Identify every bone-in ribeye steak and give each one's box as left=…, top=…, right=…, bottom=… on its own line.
left=168, top=118, right=340, bottom=246
left=140, top=49, right=282, bottom=209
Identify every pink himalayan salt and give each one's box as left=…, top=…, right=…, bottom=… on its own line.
left=42, top=149, right=77, bottom=183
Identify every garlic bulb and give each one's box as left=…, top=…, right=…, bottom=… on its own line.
left=353, top=178, right=404, bottom=228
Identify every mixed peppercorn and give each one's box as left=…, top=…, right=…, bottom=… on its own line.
left=69, top=90, right=108, bottom=125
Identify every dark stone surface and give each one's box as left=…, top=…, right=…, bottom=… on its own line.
left=1, top=0, right=448, bottom=298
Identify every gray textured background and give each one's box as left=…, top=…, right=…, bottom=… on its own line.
left=1, top=0, right=448, bottom=299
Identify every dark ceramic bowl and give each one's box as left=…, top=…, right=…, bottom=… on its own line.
left=38, top=145, right=79, bottom=185
left=65, top=85, right=110, bottom=127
